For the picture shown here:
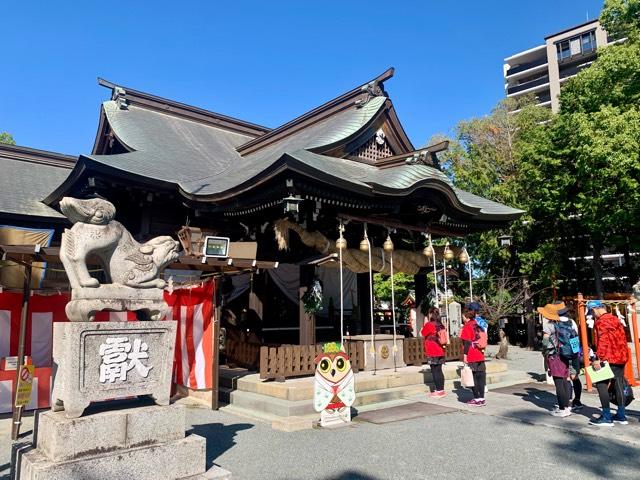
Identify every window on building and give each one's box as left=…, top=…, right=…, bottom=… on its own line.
left=557, top=30, right=597, bottom=61
left=581, top=31, right=596, bottom=53
left=557, top=40, right=571, bottom=60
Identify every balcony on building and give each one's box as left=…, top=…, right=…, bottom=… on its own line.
left=504, top=45, right=548, bottom=79
left=506, top=74, right=550, bottom=96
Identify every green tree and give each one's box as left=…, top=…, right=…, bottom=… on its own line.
left=0, top=132, right=15, bottom=145
left=372, top=272, right=414, bottom=308
left=601, top=0, right=640, bottom=41
left=437, top=95, right=554, bottom=281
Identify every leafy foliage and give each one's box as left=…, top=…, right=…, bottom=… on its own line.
left=601, top=0, right=640, bottom=40
left=0, top=132, right=15, bottom=145
left=372, top=272, right=414, bottom=307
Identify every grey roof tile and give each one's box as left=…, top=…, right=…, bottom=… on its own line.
left=0, top=157, right=70, bottom=218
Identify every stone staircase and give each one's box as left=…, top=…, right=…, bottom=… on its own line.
left=218, top=366, right=255, bottom=404
left=220, top=361, right=524, bottom=427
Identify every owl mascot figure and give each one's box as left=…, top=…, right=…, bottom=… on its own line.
left=313, top=342, right=356, bottom=427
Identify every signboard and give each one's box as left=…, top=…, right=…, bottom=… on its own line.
left=15, top=364, right=35, bottom=407
left=0, top=356, right=19, bottom=371
left=202, top=236, right=230, bottom=258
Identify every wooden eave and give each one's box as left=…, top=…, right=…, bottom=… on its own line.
left=376, top=140, right=450, bottom=169
left=97, top=78, right=271, bottom=138
left=0, top=244, right=278, bottom=273
left=235, top=68, right=396, bottom=156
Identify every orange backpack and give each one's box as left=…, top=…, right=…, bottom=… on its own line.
left=437, top=326, right=449, bottom=346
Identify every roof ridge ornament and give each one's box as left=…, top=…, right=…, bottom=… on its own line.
left=113, top=87, right=129, bottom=110
left=355, top=79, right=388, bottom=108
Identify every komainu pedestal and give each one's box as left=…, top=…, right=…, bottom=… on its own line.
left=19, top=404, right=231, bottom=480
left=51, top=321, right=175, bottom=419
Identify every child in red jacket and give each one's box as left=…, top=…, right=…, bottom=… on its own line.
left=421, top=308, right=447, bottom=397
left=460, top=309, right=486, bottom=406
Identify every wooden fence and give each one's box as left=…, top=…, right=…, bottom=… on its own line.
left=225, top=339, right=261, bottom=369
left=259, top=341, right=365, bottom=381
left=403, top=337, right=463, bottom=366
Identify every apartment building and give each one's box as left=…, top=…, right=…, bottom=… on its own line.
left=504, top=19, right=612, bottom=112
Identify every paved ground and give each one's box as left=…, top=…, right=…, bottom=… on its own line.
left=2, top=347, right=639, bottom=480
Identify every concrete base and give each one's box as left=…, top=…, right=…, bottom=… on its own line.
left=19, top=403, right=231, bottom=480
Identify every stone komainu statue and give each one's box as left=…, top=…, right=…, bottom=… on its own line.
left=59, top=197, right=179, bottom=321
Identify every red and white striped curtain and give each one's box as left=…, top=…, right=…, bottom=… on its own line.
left=0, top=279, right=215, bottom=413
left=165, top=281, right=215, bottom=390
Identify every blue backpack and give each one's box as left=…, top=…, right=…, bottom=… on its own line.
left=555, top=321, right=579, bottom=358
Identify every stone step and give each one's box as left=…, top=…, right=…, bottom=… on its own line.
left=227, top=370, right=511, bottom=420
left=218, top=387, right=233, bottom=405
left=234, top=361, right=508, bottom=402
left=218, top=366, right=253, bottom=390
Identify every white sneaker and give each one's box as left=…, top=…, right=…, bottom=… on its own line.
left=551, top=408, right=571, bottom=418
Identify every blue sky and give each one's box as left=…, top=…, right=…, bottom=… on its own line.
left=1, top=0, right=603, bottom=155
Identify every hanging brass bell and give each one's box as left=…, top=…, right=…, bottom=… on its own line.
left=336, top=237, right=347, bottom=250
left=423, top=243, right=434, bottom=258
left=383, top=236, right=394, bottom=252
left=458, top=249, right=469, bottom=264
left=443, top=242, right=455, bottom=261
left=359, top=237, right=369, bottom=252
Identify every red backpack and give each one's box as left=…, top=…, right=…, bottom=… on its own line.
left=437, top=326, right=449, bottom=346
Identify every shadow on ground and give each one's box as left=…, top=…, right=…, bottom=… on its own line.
left=319, top=470, right=382, bottom=480
left=190, top=422, right=254, bottom=469
left=549, top=422, right=640, bottom=477
left=451, top=382, right=474, bottom=403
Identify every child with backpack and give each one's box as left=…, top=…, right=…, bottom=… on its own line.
left=421, top=308, right=448, bottom=397
left=460, top=308, right=487, bottom=406
left=552, top=301, right=584, bottom=411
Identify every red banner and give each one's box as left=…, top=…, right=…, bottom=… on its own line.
left=0, top=280, right=215, bottom=413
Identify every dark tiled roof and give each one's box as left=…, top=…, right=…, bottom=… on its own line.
left=46, top=72, right=523, bottom=223
left=0, top=146, right=73, bottom=218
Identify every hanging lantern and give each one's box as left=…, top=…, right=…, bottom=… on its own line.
left=458, top=248, right=469, bottom=264
left=360, top=237, right=369, bottom=252
left=336, top=237, right=347, bottom=250
left=282, top=195, right=302, bottom=214
left=443, top=242, right=455, bottom=261
left=383, top=236, right=394, bottom=252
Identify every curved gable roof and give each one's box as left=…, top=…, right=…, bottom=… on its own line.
left=45, top=71, right=523, bottom=225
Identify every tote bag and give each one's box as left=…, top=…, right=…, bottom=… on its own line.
left=460, top=365, right=475, bottom=387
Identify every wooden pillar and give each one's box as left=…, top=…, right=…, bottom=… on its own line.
left=414, top=274, right=428, bottom=337
left=211, top=280, right=221, bottom=410
left=356, top=273, right=371, bottom=335
left=299, top=265, right=315, bottom=345
left=577, top=293, right=593, bottom=391
left=11, top=261, right=33, bottom=440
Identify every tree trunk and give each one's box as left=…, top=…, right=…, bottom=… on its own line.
left=523, top=278, right=536, bottom=349
left=592, top=238, right=605, bottom=297
left=495, top=329, right=509, bottom=359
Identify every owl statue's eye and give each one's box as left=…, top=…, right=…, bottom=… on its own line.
left=336, top=358, right=346, bottom=371
left=320, top=359, right=331, bottom=373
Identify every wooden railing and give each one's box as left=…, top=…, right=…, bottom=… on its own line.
left=225, top=339, right=261, bottom=369
left=259, top=341, right=365, bottom=381
left=403, top=337, right=463, bottom=366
